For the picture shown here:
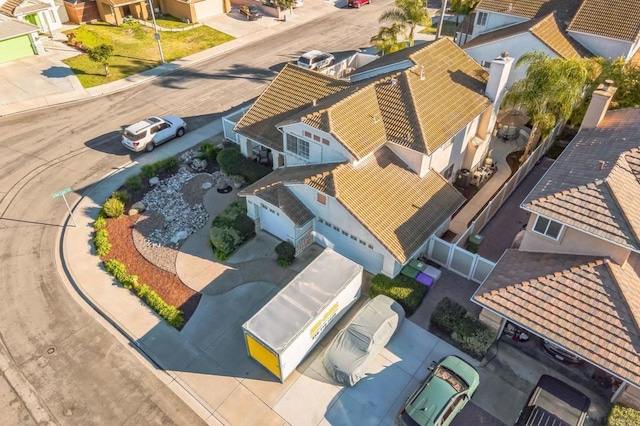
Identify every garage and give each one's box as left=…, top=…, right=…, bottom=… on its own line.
left=0, top=17, right=38, bottom=64
left=259, top=203, right=290, bottom=241
left=316, top=222, right=384, bottom=274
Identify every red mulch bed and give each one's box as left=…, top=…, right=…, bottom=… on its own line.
left=102, top=215, right=201, bottom=325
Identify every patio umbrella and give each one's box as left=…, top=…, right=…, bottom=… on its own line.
left=497, top=109, right=530, bottom=127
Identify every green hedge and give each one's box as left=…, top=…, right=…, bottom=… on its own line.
left=141, top=157, right=179, bottom=179
left=210, top=201, right=255, bottom=258
left=103, top=259, right=184, bottom=328
left=216, top=147, right=271, bottom=184
left=607, top=404, right=640, bottom=426
left=370, top=274, right=427, bottom=316
left=94, top=228, right=111, bottom=256
left=430, top=297, right=496, bottom=359
left=275, top=241, right=295, bottom=267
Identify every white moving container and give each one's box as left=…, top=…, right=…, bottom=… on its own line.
left=242, top=249, right=363, bottom=382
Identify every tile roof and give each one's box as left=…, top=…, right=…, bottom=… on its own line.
left=473, top=250, right=640, bottom=387
left=0, top=14, right=37, bottom=40
left=568, top=0, right=640, bottom=43
left=234, top=65, right=351, bottom=152
left=476, top=0, right=583, bottom=22
left=242, top=147, right=466, bottom=263
left=524, top=108, right=640, bottom=250
left=14, top=0, right=49, bottom=14
left=0, top=0, right=20, bottom=16
left=463, top=13, right=590, bottom=59
left=237, top=39, right=490, bottom=158
left=255, top=184, right=315, bottom=227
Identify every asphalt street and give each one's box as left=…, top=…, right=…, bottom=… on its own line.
left=0, top=2, right=394, bottom=423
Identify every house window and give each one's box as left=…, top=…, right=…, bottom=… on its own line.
left=368, top=244, right=374, bottom=249
left=481, top=60, right=492, bottom=68
left=322, top=138, right=330, bottom=145
left=304, top=131, right=312, bottom=138
left=359, top=239, right=366, bottom=245
left=333, top=225, right=340, bottom=231
left=318, top=218, right=324, bottom=224
left=286, top=134, right=310, bottom=159
left=477, top=11, right=488, bottom=26
left=313, top=135, right=321, bottom=142
left=261, top=204, right=267, bottom=209
left=533, top=216, right=563, bottom=240
left=442, top=164, right=454, bottom=180
left=350, top=235, right=357, bottom=241
left=317, top=193, right=327, bottom=205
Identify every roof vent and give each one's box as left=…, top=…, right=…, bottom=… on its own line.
left=390, top=78, right=398, bottom=86
left=599, top=160, right=606, bottom=170
left=372, top=113, right=380, bottom=123
left=500, top=51, right=509, bottom=59
left=420, top=65, right=425, bottom=81
left=312, top=99, right=317, bottom=107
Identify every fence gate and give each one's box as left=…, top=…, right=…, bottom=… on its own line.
left=426, top=236, right=495, bottom=284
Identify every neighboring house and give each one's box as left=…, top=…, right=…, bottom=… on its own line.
left=93, top=0, right=226, bottom=26
left=464, top=12, right=591, bottom=87
left=472, top=83, right=640, bottom=408
left=467, top=0, right=640, bottom=75
left=232, top=39, right=514, bottom=276
left=0, top=0, right=64, bottom=34
left=0, top=14, right=43, bottom=63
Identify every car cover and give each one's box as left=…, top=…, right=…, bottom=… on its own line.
left=323, top=295, right=405, bottom=386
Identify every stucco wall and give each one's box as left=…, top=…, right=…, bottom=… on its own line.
left=519, top=215, right=631, bottom=265
left=568, top=31, right=631, bottom=60
left=280, top=123, right=352, bottom=166
left=471, top=11, right=526, bottom=39
left=159, top=0, right=196, bottom=24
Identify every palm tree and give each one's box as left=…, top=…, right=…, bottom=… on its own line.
left=379, top=0, right=431, bottom=47
left=449, top=0, right=479, bottom=44
left=503, top=51, right=599, bottom=162
left=371, top=23, right=407, bottom=55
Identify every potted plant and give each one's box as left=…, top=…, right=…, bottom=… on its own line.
left=230, top=174, right=245, bottom=188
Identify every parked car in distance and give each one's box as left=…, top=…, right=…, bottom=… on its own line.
left=239, top=5, right=262, bottom=20
left=348, top=0, right=371, bottom=7
left=396, top=355, right=480, bottom=426
left=323, top=295, right=404, bottom=386
left=543, top=340, right=584, bottom=365
left=297, top=50, right=335, bottom=70
left=515, top=375, right=590, bottom=426
left=121, top=116, right=186, bottom=152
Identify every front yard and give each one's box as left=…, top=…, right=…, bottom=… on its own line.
left=63, top=22, right=234, bottom=88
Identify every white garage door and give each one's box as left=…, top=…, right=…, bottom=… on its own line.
left=317, top=229, right=384, bottom=274
left=260, top=206, right=289, bottom=241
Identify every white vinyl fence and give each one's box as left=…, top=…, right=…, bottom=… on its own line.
left=222, top=106, right=251, bottom=144
left=425, top=124, right=561, bottom=282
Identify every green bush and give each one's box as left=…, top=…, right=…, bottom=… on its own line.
left=210, top=201, right=255, bottom=257
left=275, top=241, right=295, bottom=267
left=94, top=228, right=111, bottom=256
left=141, top=164, right=156, bottom=179
left=214, top=248, right=229, bottom=261
left=125, top=175, right=143, bottom=192
left=102, top=259, right=184, bottom=328
left=94, top=216, right=107, bottom=230
left=111, top=190, right=131, bottom=205
left=370, top=274, right=427, bottom=316
left=200, top=142, right=220, bottom=161
left=156, top=157, right=178, bottom=173
left=430, top=297, right=496, bottom=359
left=103, top=197, right=125, bottom=218
left=216, top=147, right=271, bottom=184
left=608, top=404, right=640, bottom=426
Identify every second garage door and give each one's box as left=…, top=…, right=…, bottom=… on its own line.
left=260, top=205, right=289, bottom=241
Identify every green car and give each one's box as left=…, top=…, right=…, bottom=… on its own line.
left=396, top=355, right=480, bottom=426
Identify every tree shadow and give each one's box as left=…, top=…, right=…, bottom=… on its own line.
left=41, top=66, right=76, bottom=79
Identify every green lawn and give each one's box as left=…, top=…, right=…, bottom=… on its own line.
left=420, top=20, right=456, bottom=37
left=148, top=15, right=194, bottom=29
left=63, top=22, right=234, bottom=88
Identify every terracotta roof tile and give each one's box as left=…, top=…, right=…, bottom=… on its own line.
left=0, top=0, right=21, bottom=16
left=474, top=250, right=640, bottom=386
left=234, top=65, right=351, bottom=152
left=524, top=109, right=640, bottom=250
left=242, top=147, right=465, bottom=263
left=568, top=0, right=640, bottom=42
left=476, top=0, right=583, bottom=21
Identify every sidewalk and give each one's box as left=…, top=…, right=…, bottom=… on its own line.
left=0, top=0, right=345, bottom=117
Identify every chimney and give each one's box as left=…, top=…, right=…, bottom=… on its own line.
left=580, top=80, right=617, bottom=130
left=484, top=52, right=514, bottom=103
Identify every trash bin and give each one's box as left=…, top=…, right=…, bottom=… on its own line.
left=454, top=169, right=471, bottom=189
left=467, top=234, right=484, bottom=253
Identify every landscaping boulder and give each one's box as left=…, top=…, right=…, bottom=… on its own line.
left=191, top=158, right=207, bottom=172
left=131, top=201, right=146, bottom=212
left=201, top=182, right=213, bottom=190
left=149, top=177, right=160, bottom=186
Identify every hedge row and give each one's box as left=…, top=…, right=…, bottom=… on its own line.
left=103, top=259, right=184, bottom=328
left=216, top=147, right=271, bottom=184
left=430, top=297, right=495, bottom=360
left=607, top=404, right=640, bottom=426
left=210, top=201, right=255, bottom=260
left=141, top=157, right=178, bottom=178
left=370, top=274, right=427, bottom=316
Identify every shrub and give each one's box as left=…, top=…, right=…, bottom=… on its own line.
left=275, top=241, right=295, bottom=267
left=430, top=297, right=496, bottom=359
left=103, top=197, right=125, bottom=218
left=141, top=164, right=156, bottom=179
left=608, top=404, right=640, bottom=426
left=94, top=216, right=107, bottom=230
left=216, top=147, right=271, bottom=184
left=111, top=190, right=131, bottom=205
left=210, top=201, right=255, bottom=257
left=102, top=259, right=183, bottom=328
left=370, top=274, right=427, bottom=316
left=125, top=175, right=142, bottom=192
left=214, top=248, right=230, bottom=261
left=200, top=142, right=220, bottom=161
left=94, top=228, right=111, bottom=256
left=156, top=157, right=178, bottom=173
